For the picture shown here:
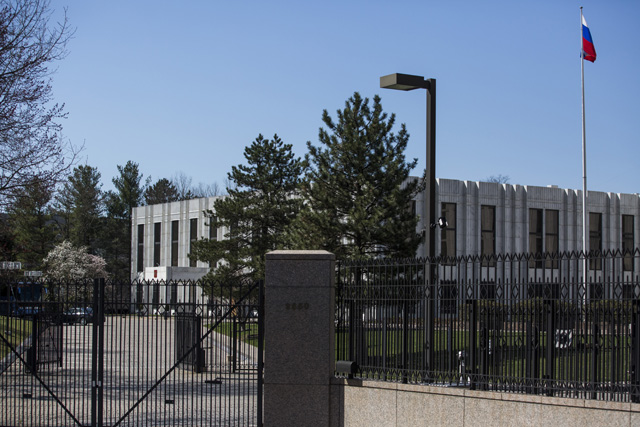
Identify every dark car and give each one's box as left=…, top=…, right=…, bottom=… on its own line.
left=12, top=306, right=41, bottom=318
left=63, top=307, right=94, bottom=325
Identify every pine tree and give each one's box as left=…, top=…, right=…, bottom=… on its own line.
left=105, top=161, right=147, bottom=278
left=144, top=178, right=179, bottom=205
left=190, top=134, right=304, bottom=287
left=65, top=165, right=104, bottom=254
left=8, top=179, right=57, bottom=270
left=293, top=92, right=423, bottom=259
left=112, top=161, right=148, bottom=221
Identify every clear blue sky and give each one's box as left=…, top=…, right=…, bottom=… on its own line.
left=50, top=0, right=640, bottom=195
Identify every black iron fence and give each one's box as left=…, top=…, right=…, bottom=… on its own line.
left=335, top=249, right=640, bottom=402
left=0, top=278, right=264, bottom=427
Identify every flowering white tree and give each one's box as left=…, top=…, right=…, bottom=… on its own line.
left=43, top=241, right=108, bottom=281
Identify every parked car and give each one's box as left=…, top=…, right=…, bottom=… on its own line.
left=62, top=307, right=94, bottom=325
left=12, top=306, right=41, bottom=318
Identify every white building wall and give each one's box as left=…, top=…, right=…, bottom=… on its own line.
left=131, top=196, right=222, bottom=281
left=131, top=180, right=640, bottom=281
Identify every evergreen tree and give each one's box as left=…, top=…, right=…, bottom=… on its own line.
left=112, top=161, right=148, bottom=221
left=104, top=161, right=147, bottom=278
left=8, top=179, right=57, bottom=270
left=190, top=134, right=304, bottom=287
left=144, top=178, right=179, bottom=205
left=292, top=92, right=423, bottom=259
left=0, top=215, right=15, bottom=262
left=65, top=165, right=104, bottom=254
left=102, top=191, right=129, bottom=279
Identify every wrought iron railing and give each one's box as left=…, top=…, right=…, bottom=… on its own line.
left=335, top=249, right=640, bottom=402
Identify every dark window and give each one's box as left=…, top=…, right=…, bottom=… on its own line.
left=209, top=216, right=218, bottom=241
left=189, top=218, right=198, bottom=267
left=137, top=224, right=144, bottom=272
left=529, top=209, right=543, bottom=268
left=153, top=222, right=161, bottom=267
left=623, top=215, right=634, bottom=272
left=208, top=216, right=217, bottom=268
left=589, top=212, right=602, bottom=271
left=441, top=203, right=456, bottom=262
left=545, top=210, right=559, bottom=268
left=481, top=205, right=496, bottom=266
left=171, top=220, right=179, bottom=267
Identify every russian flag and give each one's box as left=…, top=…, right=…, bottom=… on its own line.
left=582, top=15, right=597, bottom=62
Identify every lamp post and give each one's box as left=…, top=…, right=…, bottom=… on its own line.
left=380, top=73, right=436, bottom=258
left=381, top=73, right=436, bottom=381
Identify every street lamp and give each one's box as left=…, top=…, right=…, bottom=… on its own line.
left=380, top=73, right=436, bottom=260
left=381, top=73, right=436, bottom=381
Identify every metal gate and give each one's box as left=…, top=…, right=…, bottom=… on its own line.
left=0, top=278, right=264, bottom=426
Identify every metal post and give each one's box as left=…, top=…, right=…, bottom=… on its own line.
left=402, top=300, right=408, bottom=384
left=97, top=278, right=105, bottom=427
left=590, top=311, right=599, bottom=400
left=468, top=299, right=477, bottom=390
left=631, top=300, right=640, bottom=403
left=232, top=315, right=238, bottom=373
left=425, top=79, right=437, bottom=383
left=525, top=320, right=534, bottom=394
left=480, top=324, right=488, bottom=391
left=348, top=299, right=356, bottom=366
left=545, top=299, right=556, bottom=397
left=91, top=279, right=99, bottom=427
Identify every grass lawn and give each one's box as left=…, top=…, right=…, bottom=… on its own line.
left=209, top=320, right=260, bottom=347
left=0, top=316, right=32, bottom=359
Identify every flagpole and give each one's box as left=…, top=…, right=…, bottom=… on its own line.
left=580, top=6, right=589, bottom=293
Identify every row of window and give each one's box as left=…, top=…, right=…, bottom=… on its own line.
left=439, top=203, right=635, bottom=271
left=136, top=207, right=635, bottom=273
left=136, top=218, right=218, bottom=272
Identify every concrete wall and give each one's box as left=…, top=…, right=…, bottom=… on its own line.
left=336, top=379, right=640, bottom=427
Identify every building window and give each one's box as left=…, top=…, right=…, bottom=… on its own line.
left=189, top=218, right=198, bottom=268
left=529, top=209, right=543, bottom=268
left=589, top=212, right=602, bottom=271
left=481, top=205, right=496, bottom=266
left=208, top=216, right=217, bottom=268
left=137, top=224, right=144, bottom=272
left=529, top=209, right=559, bottom=269
left=209, top=216, right=218, bottom=241
left=153, top=222, right=161, bottom=267
left=171, top=220, right=179, bottom=267
left=545, top=210, right=559, bottom=268
left=441, top=203, right=456, bottom=262
left=409, top=200, right=417, bottom=217
left=623, top=215, right=634, bottom=272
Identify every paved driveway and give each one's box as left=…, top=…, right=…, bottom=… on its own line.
left=0, top=315, right=260, bottom=426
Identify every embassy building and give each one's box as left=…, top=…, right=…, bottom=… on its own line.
left=130, top=179, right=640, bottom=304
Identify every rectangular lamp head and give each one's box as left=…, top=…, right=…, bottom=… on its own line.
left=380, top=73, right=427, bottom=91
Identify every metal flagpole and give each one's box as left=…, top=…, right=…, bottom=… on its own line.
left=580, top=7, right=589, bottom=295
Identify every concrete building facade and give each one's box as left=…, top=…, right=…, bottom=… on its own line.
left=131, top=179, right=640, bottom=282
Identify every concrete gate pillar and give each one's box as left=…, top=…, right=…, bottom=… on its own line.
left=264, top=250, right=337, bottom=426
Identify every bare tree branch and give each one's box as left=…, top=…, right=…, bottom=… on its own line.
left=0, top=0, right=79, bottom=206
